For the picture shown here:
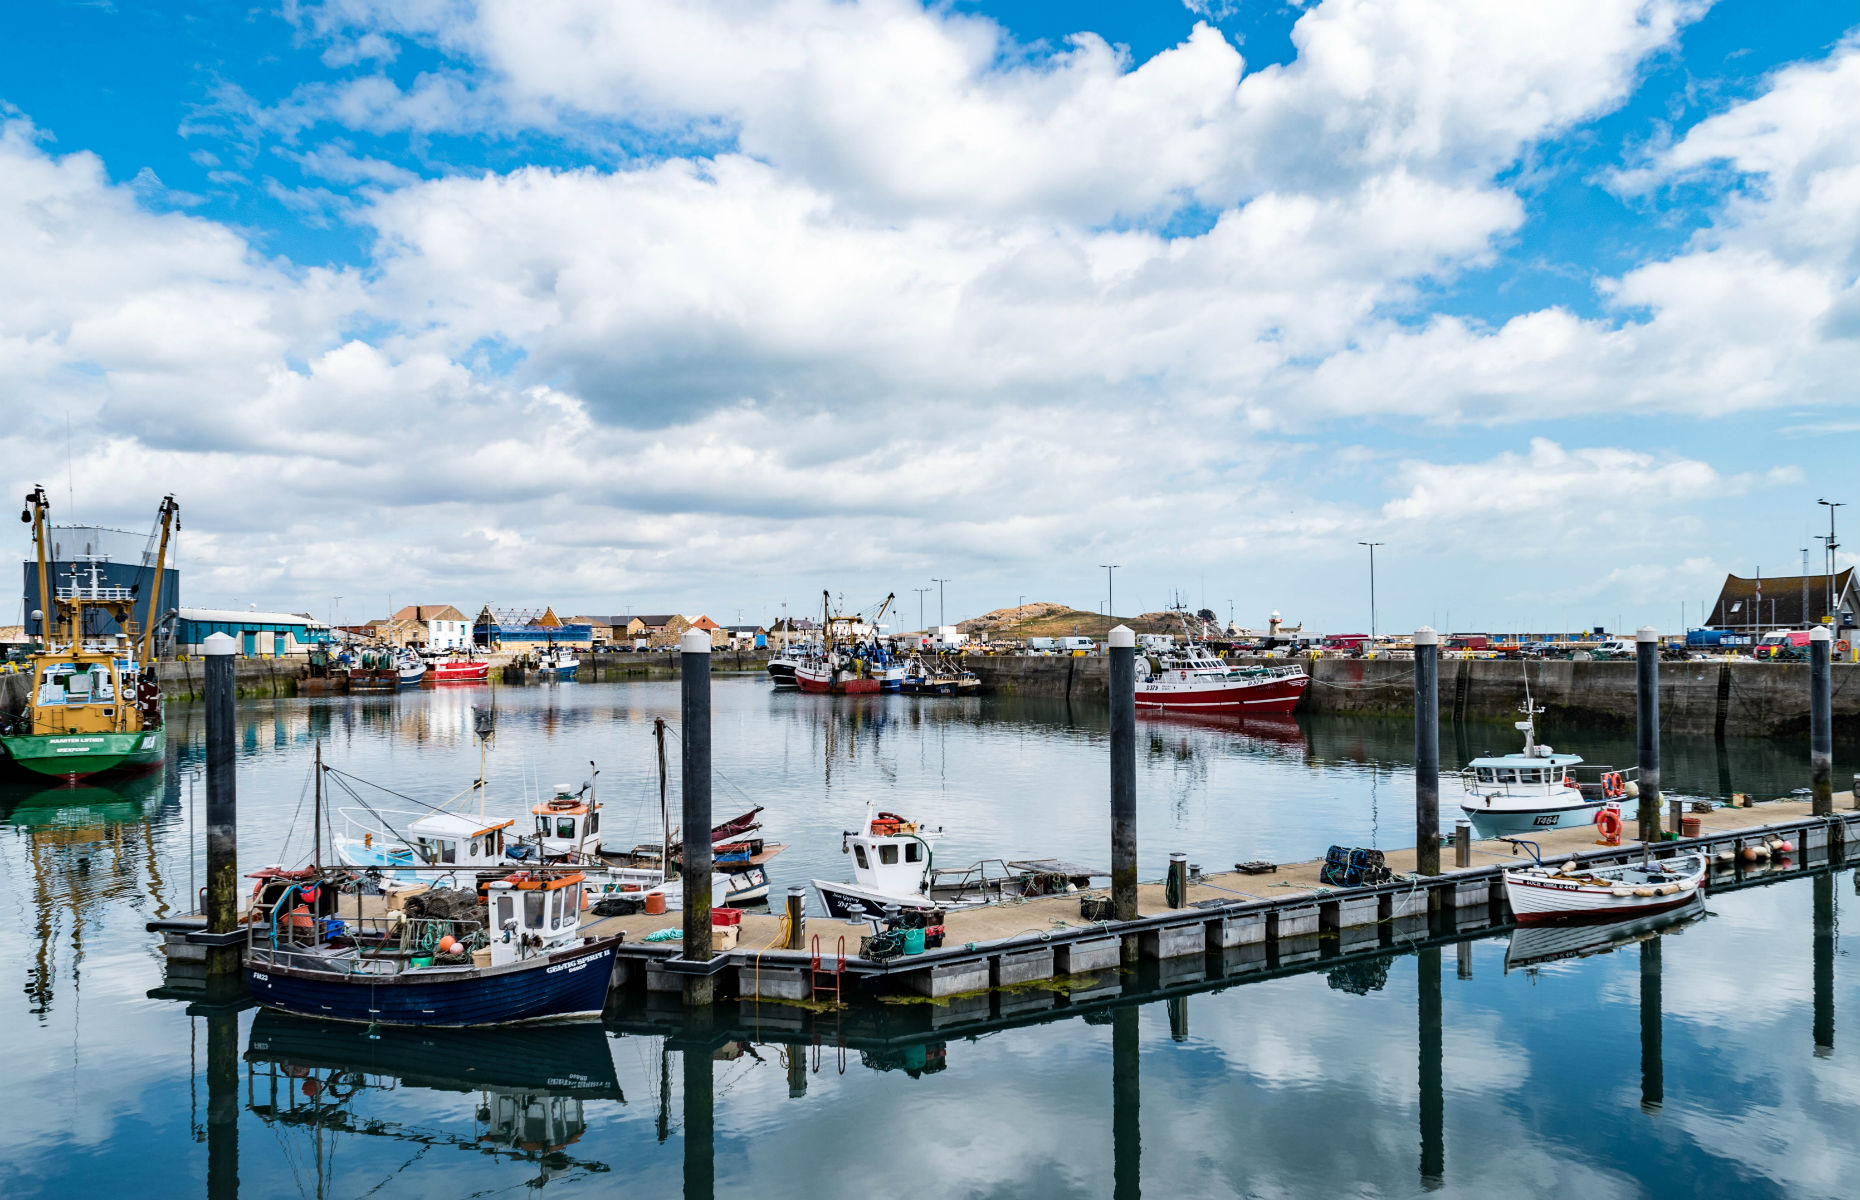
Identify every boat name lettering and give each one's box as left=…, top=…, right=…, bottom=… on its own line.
left=251, top=972, right=269, bottom=982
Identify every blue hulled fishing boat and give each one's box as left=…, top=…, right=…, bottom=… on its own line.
left=244, top=867, right=617, bottom=1027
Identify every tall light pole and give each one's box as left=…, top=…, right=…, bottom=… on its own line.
left=932, top=578, right=950, bottom=629
left=1100, top=564, right=1119, bottom=621
left=1819, top=499, right=1844, bottom=621
left=1358, top=542, right=1384, bottom=639
left=912, top=586, right=931, bottom=633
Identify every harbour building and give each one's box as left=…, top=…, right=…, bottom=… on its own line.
left=173, top=609, right=331, bottom=657
left=1706, top=569, right=1856, bottom=634
left=19, top=524, right=179, bottom=649
left=473, top=606, right=593, bottom=650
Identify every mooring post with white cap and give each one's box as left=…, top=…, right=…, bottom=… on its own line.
left=1108, top=625, right=1139, bottom=961
left=784, top=885, right=805, bottom=950
left=1810, top=626, right=1832, bottom=818
left=1414, top=627, right=1440, bottom=878
left=202, top=631, right=241, bottom=976
left=1636, top=627, right=1663, bottom=842
left=680, top=630, right=715, bottom=1005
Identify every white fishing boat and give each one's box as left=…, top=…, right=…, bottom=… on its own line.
left=1504, top=895, right=1706, bottom=971
left=810, top=805, right=1101, bottom=919
left=534, top=646, right=579, bottom=679
left=395, top=647, right=427, bottom=687
left=1504, top=852, right=1707, bottom=923
left=1460, top=697, right=1635, bottom=837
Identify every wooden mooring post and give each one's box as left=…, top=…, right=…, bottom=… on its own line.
left=1810, top=627, right=1833, bottom=818
left=203, top=632, right=241, bottom=977
left=1637, top=627, right=1663, bottom=841
left=678, top=630, right=717, bottom=1006
left=1414, top=628, right=1441, bottom=889
left=1109, top=625, right=1139, bottom=965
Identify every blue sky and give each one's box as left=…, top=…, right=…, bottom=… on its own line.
left=2, top=0, right=1855, bottom=633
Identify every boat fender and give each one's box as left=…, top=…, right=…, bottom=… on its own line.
left=1611, top=887, right=1633, bottom=898
left=1623, top=781, right=1639, bottom=799
left=1775, top=840, right=1795, bottom=854
left=1560, top=860, right=1579, bottom=874
left=1633, top=887, right=1656, bottom=898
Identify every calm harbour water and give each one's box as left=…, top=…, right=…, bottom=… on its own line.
left=1, top=676, right=1855, bottom=1199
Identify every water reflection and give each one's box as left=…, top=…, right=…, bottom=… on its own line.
left=243, top=1013, right=622, bottom=1195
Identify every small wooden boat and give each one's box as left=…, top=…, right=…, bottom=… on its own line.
left=1504, top=895, right=1705, bottom=971
left=1504, top=852, right=1707, bottom=923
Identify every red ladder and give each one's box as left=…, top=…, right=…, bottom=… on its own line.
left=810, top=934, right=845, bottom=1002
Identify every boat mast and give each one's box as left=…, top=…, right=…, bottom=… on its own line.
left=313, top=740, right=323, bottom=873
left=654, top=717, right=669, bottom=873
left=137, top=495, right=179, bottom=666
left=22, top=486, right=51, bottom=648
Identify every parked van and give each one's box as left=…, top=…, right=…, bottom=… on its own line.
left=1026, top=637, right=1057, bottom=653
left=1057, top=636, right=1095, bottom=654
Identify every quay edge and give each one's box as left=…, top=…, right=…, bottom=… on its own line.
left=966, top=655, right=1860, bottom=739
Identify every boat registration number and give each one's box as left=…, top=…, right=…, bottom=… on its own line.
left=1533, top=815, right=1560, bottom=827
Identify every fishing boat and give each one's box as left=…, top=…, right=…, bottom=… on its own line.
left=766, top=651, right=803, bottom=688
left=428, top=651, right=490, bottom=683
left=244, top=864, right=620, bottom=1026
left=1134, top=610, right=1308, bottom=712
left=345, top=647, right=401, bottom=690
left=795, top=591, right=900, bottom=695
left=534, top=645, right=579, bottom=679
left=899, top=654, right=980, bottom=695
left=811, top=804, right=1101, bottom=919
left=395, top=647, right=427, bottom=687
left=1503, top=852, right=1708, bottom=923
left=1460, top=697, right=1636, bottom=837
left=0, top=488, right=178, bottom=780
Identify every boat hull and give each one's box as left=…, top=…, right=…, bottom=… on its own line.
left=0, top=729, right=164, bottom=779
left=1134, top=673, right=1307, bottom=713
left=767, top=659, right=800, bottom=688
left=430, top=662, right=490, bottom=683
left=246, top=938, right=619, bottom=1027
left=1464, top=800, right=1608, bottom=838
left=796, top=670, right=881, bottom=695
left=1504, top=856, right=1707, bottom=924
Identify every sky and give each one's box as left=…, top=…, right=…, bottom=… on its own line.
left=1, top=0, right=1855, bottom=635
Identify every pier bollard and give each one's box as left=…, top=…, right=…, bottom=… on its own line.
left=784, top=886, right=806, bottom=950
left=1414, top=628, right=1441, bottom=879
left=1668, top=798, right=1684, bottom=841
left=680, top=630, right=715, bottom=1005
left=1456, top=940, right=1473, bottom=980
left=1810, top=628, right=1832, bottom=817
left=202, top=632, right=240, bottom=976
left=1640, top=937, right=1663, bottom=1112
left=1636, top=627, right=1663, bottom=842
left=1108, top=625, right=1139, bottom=962
left=1453, top=819, right=1471, bottom=869
left=1166, top=853, right=1188, bottom=908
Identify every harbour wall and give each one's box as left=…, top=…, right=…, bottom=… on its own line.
left=967, top=655, right=1860, bottom=738
left=0, top=649, right=775, bottom=715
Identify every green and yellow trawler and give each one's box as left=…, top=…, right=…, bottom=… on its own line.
left=0, top=487, right=179, bottom=780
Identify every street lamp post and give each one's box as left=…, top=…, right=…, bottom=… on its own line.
left=1819, top=499, right=1844, bottom=621
left=1358, top=542, right=1384, bottom=640
left=913, top=587, right=931, bottom=633
left=932, top=578, right=950, bottom=629
left=1100, top=564, right=1119, bottom=622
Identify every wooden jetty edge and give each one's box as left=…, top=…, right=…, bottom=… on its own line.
left=585, top=793, right=1860, bottom=1003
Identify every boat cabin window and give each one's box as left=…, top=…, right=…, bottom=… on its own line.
left=556, top=817, right=576, bottom=839
left=1518, top=768, right=1542, bottom=783
left=879, top=845, right=899, bottom=865
left=471, top=837, right=483, bottom=858
left=524, top=891, right=544, bottom=926
left=905, top=842, right=923, bottom=863
left=1496, top=769, right=1518, bottom=783
left=587, top=812, right=599, bottom=835
left=496, top=895, right=513, bottom=928
left=854, top=845, right=869, bottom=869
left=1476, top=768, right=1495, bottom=783
left=550, top=889, right=564, bottom=926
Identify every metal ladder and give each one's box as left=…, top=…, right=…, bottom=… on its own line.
left=809, top=934, right=845, bottom=1002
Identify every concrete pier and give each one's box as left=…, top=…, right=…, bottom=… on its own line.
left=581, top=790, right=1860, bottom=1007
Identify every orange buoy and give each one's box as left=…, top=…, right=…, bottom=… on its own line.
left=438, top=935, right=457, bottom=953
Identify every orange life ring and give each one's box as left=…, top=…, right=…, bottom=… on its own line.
left=1594, top=808, right=1622, bottom=839
left=1838, top=640, right=1851, bottom=654
left=1602, top=773, right=1623, bottom=799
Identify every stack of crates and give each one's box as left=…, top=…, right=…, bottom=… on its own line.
left=1319, top=846, right=1391, bottom=888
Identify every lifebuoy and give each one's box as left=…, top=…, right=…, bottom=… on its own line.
left=1838, top=640, right=1851, bottom=654
left=1594, top=808, right=1622, bottom=840
left=1602, top=772, right=1623, bottom=799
